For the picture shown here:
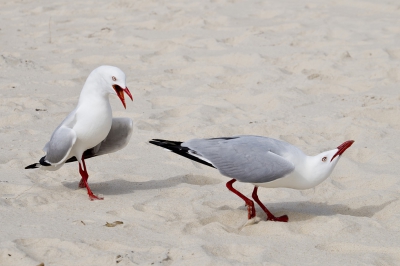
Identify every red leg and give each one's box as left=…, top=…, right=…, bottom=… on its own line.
left=78, top=157, right=87, bottom=188
left=78, top=157, right=103, bottom=201
left=226, top=179, right=256, bottom=219
left=252, top=186, right=288, bottom=222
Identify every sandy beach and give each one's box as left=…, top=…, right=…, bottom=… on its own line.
left=1, top=0, right=400, bottom=265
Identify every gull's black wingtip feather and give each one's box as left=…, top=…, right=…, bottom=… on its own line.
left=39, top=156, right=51, bottom=166
left=25, top=163, right=39, bottom=169
left=149, top=139, right=183, bottom=148
left=149, top=139, right=182, bottom=144
left=149, top=139, right=162, bottom=147
left=149, top=138, right=216, bottom=169
left=25, top=156, right=51, bottom=169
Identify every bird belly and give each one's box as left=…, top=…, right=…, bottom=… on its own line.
left=253, top=171, right=314, bottom=190
left=76, top=119, right=111, bottom=150
left=72, top=106, right=112, bottom=155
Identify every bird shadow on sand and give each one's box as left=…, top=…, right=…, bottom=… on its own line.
left=61, top=174, right=222, bottom=196
left=61, top=175, right=396, bottom=222
left=222, top=199, right=397, bottom=222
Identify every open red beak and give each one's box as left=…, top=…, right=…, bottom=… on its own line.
left=331, top=140, right=354, bottom=162
left=112, top=85, right=133, bottom=109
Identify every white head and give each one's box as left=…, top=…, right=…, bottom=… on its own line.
left=84, top=65, right=133, bottom=108
left=304, top=140, right=354, bottom=187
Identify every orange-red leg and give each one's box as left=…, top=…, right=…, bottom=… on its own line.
left=78, top=157, right=103, bottom=201
left=78, top=158, right=86, bottom=188
left=252, top=186, right=288, bottom=222
left=226, top=179, right=256, bottom=219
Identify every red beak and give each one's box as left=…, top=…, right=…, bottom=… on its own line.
left=331, top=140, right=354, bottom=162
left=113, top=85, right=133, bottom=109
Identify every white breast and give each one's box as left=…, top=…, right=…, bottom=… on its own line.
left=72, top=99, right=113, bottom=154
left=253, top=170, right=313, bottom=190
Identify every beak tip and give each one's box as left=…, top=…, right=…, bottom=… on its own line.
left=331, top=139, right=355, bottom=162
left=123, top=87, right=133, bottom=102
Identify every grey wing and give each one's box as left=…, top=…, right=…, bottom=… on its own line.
left=43, top=108, right=78, bottom=153
left=95, top=117, right=133, bottom=156
left=44, top=126, right=77, bottom=164
left=184, top=136, right=295, bottom=183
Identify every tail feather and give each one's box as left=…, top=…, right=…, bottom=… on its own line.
left=149, top=139, right=215, bottom=168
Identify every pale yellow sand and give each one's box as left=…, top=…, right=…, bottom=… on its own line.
left=1, top=0, right=399, bottom=265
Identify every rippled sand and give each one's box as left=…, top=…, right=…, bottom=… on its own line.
left=1, top=0, right=399, bottom=265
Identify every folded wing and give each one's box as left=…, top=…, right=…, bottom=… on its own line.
left=45, top=126, right=77, bottom=165
left=96, top=117, right=133, bottom=155
left=65, top=117, right=133, bottom=163
left=184, top=136, right=295, bottom=183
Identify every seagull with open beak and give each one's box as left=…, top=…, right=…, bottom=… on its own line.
left=25, top=65, right=134, bottom=200
left=150, top=136, right=354, bottom=222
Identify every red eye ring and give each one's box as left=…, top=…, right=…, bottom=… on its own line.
left=322, top=157, right=327, bottom=162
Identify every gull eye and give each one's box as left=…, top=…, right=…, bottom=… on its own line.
left=322, top=157, right=327, bottom=162
left=112, top=76, right=117, bottom=81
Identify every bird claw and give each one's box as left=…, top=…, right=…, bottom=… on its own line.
left=268, top=214, right=289, bottom=222
left=89, top=194, right=104, bottom=201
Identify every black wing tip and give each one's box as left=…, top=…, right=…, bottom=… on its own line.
left=149, top=139, right=183, bottom=148
left=149, top=139, right=182, bottom=144
left=39, top=156, right=51, bottom=166
left=25, top=163, right=39, bottom=169
left=25, top=156, right=52, bottom=169
left=149, top=138, right=216, bottom=169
